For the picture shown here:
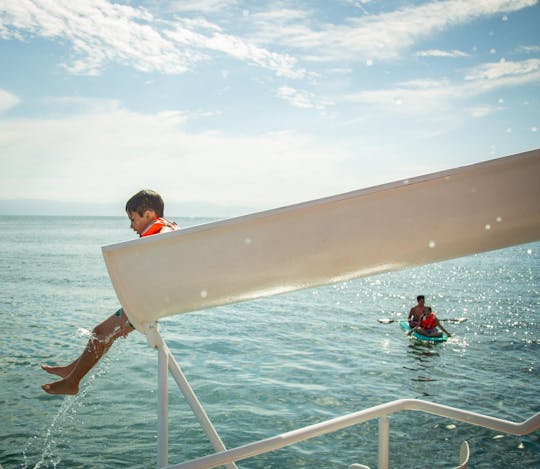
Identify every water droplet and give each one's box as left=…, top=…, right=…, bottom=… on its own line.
left=485, top=224, right=491, bottom=230
left=428, top=240, right=436, bottom=248
left=77, top=327, right=91, bottom=337
left=200, top=290, right=208, bottom=298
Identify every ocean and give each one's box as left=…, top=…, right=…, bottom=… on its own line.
left=0, top=215, right=538, bottom=469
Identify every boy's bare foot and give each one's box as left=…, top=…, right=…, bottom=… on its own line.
left=41, top=379, right=79, bottom=396
left=41, top=364, right=73, bottom=378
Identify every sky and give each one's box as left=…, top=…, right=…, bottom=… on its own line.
left=0, top=0, right=539, bottom=216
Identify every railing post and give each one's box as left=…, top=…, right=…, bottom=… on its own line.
left=378, top=415, right=389, bottom=469
left=157, top=335, right=169, bottom=468
left=145, top=322, right=169, bottom=468
left=144, top=321, right=237, bottom=469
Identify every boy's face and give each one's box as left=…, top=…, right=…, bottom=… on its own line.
left=127, top=209, right=156, bottom=236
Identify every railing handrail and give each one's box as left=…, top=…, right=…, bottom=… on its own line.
left=166, top=398, right=540, bottom=469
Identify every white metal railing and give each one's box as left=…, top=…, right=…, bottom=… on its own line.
left=147, top=321, right=540, bottom=469
left=165, top=397, right=540, bottom=469
left=145, top=323, right=238, bottom=469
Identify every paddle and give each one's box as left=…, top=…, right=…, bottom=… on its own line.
left=377, top=317, right=467, bottom=324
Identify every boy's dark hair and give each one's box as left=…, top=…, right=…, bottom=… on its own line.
left=417, top=295, right=425, bottom=302
left=125, top=190, right=164, bottom=217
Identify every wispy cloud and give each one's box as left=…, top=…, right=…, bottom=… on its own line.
left=416, top=49, right=470, bottom=58
left=164, top=20, right=304, bottom=78
left=276, top=86, right=333, bottom=110
left=465, top=105, right=501, bottom=118
left=0, top=0, right=193, bottom=74
left=345, top=58, right=540, bottom=114
left=248, top=0, right=537, bottom=63
left=516, top=45, right=540, bottom=54
left=0, top=88, right=20, bottom=112
left=1, top=0, right=536, bottom=80
left=465, top=58, right=540, bottom=81
left=166, top=0, right=240, bottom=14
left=0, top=0, right=303, bottom=77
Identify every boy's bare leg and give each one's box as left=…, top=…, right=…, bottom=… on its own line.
left=41, top=312, right=133, bottom=395
left=41, top=359, right=79, bottom=378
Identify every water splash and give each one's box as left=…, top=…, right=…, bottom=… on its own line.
left=76, top=327, right=91, bottom=338
left=20, top=355, right=113, bottom=468
left=22, top=397, right=76, bottom=468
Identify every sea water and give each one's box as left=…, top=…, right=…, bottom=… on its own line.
left=0, top=216, right=538, bottom=469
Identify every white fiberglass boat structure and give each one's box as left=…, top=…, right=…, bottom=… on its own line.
left=102, top=148, right=540, bottom=469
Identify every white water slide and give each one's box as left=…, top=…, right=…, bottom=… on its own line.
left=103, top=148, right=540, bottom=333
left=102, top=148, right=540, bottom=468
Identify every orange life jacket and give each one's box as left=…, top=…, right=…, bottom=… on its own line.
left=141, top=218, right=179, bottom=237
left=421, top=312, right=437, bottom=330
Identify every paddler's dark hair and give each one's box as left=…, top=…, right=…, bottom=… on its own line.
left=417, top=295, right=425, bottom=302
left=126, top=189, right=164, bottom=217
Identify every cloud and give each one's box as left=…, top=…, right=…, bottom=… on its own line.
left=0, top=106, right=361, bottom=209
left=345, top=58, right=540, bottom=114
left=166, top=0, right=240, bottom=14
left=248, top=0, right=537, bottom=63
left=416, top=49, right=470, bottom=58
left=465, top=58, right=540, bottom=81
left=276, top=86, right=334, bottom=110
left=466, top=105, right=501, bottom=118
left=0, top=0, right=303, bottom=77
left=0, top=0, right=193, bottom=74
left=516, top=45, right=540, bottom=54
left=164, top=21, right=304, bottom=78
left=0, top=89, right=20, bottom=112
left=1, top=0, right=535, bottom=82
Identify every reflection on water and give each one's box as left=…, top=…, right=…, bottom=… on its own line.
left=404, top=342, right=443, bottom=396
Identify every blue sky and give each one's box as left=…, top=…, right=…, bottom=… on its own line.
left=0, top=0, right=539, bottom=216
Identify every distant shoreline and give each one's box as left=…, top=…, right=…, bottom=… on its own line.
left=0, top=199, right=253, bottom=218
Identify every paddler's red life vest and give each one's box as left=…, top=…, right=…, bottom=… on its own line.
left=141, top=218, right=179, bottom=237
left=421, top=312, right=437, bottom=330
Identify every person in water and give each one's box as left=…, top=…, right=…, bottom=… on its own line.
left=41, top=189, right=179, bottom=395
left=408, top=295, right=427, bottom=328
left=409, top=306, right=451, bottom=338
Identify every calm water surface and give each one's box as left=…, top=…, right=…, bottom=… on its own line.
left=0, top=216, right=538, bottom=468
